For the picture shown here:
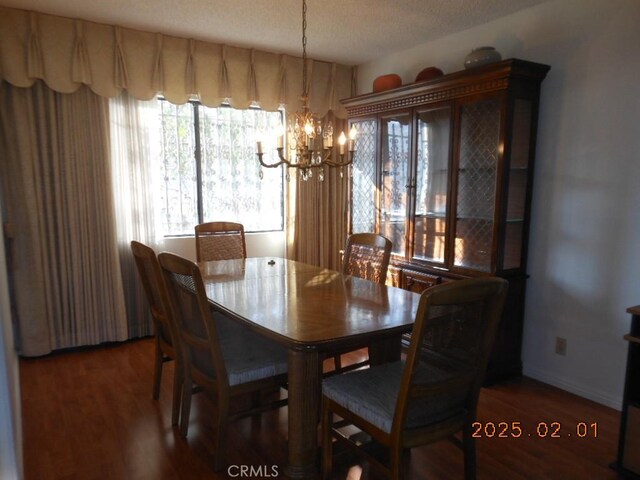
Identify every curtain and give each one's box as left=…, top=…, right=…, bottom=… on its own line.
left=0, top=6, right=354, bottom=117
left=0, top=80, right=128, bottom=356
left=109, top=92, right=162, bottom=338
left=287, top=112, right=350, bottom=270
left=0, top=4, right=360, bottom=276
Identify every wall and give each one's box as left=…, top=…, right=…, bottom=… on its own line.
left=357, top=0, right=640, bottom=408
left=0, top=208, right=22, bottom=479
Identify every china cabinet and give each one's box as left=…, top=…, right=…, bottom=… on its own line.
left=342, top=59, right=550, bottom=382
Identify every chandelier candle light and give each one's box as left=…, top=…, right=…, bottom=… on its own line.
left=255, top=0, right=356, bottom=181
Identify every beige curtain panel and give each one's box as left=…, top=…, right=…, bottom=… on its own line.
left=0, top=6, right=355, bottom=116
left=0, top=81, right=129, bottom=356
left=287, top=112, right=350, bottom=271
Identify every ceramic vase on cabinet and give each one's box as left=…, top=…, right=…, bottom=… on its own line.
left=464, top=47, right=502, bottom=69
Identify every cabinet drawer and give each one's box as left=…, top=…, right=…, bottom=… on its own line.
left=401, top=270, right=442, bottom=294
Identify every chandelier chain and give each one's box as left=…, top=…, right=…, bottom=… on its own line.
left=302, top=0, right=308, bottom=99
left=254, top=0, right=355, bottom=180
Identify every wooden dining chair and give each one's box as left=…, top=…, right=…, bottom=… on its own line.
left=130, top=241, right=182, bottom=426
left=342, top=233, right=392, bottom=285
left=195, top=221, right=247, bottom=262
left=157, top=252, right=288, bottom=471
left=331, top=233, right=393, bottom=373
left=321, top=277, right=508, bottom=480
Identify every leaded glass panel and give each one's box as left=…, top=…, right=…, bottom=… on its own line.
left=380, top=113, right=411, bottom=256
left=454, top=97, right=501, bottom=271
left=351, top=119, right=377, bottom=234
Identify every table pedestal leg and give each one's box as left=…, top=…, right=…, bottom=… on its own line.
left=369, top=334, right=402, bottom=366
left=286, top=347, right=320, bottom=480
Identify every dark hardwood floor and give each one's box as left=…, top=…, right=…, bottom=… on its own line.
left=20, top=338, right=624, bottom=479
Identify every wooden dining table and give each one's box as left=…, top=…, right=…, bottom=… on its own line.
left=199, top=256, right=421, bottom=479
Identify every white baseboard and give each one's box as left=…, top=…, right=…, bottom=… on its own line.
left=523, top=366, right=622, bottom=411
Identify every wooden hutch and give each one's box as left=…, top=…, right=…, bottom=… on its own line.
left=342, top=59, right=550, bottom=382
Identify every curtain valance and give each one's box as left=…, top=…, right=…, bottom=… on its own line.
left=0, top=7, right=355, bottom=117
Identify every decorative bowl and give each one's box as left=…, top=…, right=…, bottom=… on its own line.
left=372, top=73, right=402, bottom=93
left=464, top=46, right=502, bottom=69
left=415, top=67, right=444, bottom=83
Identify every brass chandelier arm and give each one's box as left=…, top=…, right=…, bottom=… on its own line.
left=322, top=153, right=354, bottom=168
left=256, top=150, right=355, bottom=170
left=256, top=151, right=290, bottom=169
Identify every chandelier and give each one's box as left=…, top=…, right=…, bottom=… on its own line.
left=255, top=0, right=356, bottom=181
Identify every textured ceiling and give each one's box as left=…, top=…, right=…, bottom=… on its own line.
left=0, top=0, right=549, bottom=64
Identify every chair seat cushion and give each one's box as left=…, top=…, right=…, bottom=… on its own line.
left=217, top=315, right=288, bottom=386
left=322, top=361, right=463, bottom=433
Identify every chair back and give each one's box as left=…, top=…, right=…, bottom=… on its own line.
left=130, top=241, right=174, bottom=348
left=393, top=277, right=508, bottom=440
left=158, top=252, right=228, bottom=387
left=342, top=233, right=392, bottom=285
left=195, top=222, right=247, bottom=262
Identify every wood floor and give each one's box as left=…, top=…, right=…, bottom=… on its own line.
left=20, top=337, right=625, bottom=480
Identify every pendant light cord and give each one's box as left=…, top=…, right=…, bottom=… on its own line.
left=301, top=0, right=308, bottom=101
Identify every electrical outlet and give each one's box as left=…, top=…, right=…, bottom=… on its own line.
left=555, top=337, right=567, bottom=356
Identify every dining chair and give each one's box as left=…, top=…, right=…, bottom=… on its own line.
left=157, top=251, right=288, bottom=471
left=130, top=241, right=182, bottom=426
left=331, top=233, right=392, bottom=373
left=321, top=277, right=508, bottom=480
left=195, top=221, right=247, bottom=262
left=342, top=233, right=392, bottom=285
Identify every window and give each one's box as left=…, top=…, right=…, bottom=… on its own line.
left=154, top=99, right=284, bottom=236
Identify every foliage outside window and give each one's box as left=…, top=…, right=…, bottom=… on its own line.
left=155, top=99, right=284, bottom=236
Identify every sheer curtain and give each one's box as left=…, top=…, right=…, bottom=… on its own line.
left=0, top=81, right=128, bottom=356
left=109, top=93, right=162, bottom=338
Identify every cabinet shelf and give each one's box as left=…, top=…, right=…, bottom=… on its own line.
left=456, top=216, right=494, bottom=221
left=625, top=334, right=640, bottom=345
left=417, top=212, right=447, bottom=219
left=458, top=167, right=497, bottom=172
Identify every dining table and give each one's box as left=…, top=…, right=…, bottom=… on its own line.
left=199, top=256, right=421, bottom=479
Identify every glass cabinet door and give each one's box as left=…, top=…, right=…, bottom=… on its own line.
left=350, top=118, right=378, bottom=234
left=412, top=106, right=451, bottom=264
left=454, top=95, right=501, bottom=272
left=380, top=112, right=412, bottom=257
